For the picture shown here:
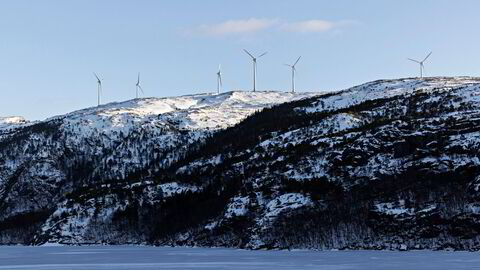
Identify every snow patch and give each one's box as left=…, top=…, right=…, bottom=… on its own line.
left=264, top=193, right=313, bottom=220
left=224, top=196, right=250, bottom=218
left=159, top=182, right=199, bottom=197
left=374, top=200, right=414, bottom=216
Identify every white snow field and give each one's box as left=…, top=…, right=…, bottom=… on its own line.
left=0, top=246, right=479, bottom=270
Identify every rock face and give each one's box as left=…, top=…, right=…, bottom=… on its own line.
left=3, top=77, right=480, bottom=250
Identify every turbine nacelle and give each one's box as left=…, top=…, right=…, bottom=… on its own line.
left=408, top=52, right=432, bottom=78
left=93, top=72, right=102, bottom=85
left=285, top=56, right=301, bottom=93
left=243, top=49, right=267, bottom=92
left=136, top=72, right=144, bottom=99
left=93, top=72, right=103, bottom=106
left=217, top=64, right=223, bottom=94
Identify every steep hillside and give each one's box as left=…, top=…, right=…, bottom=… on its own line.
left=164, top=76, right=480, bottom=250
left=0, top=91, right=316, bottom=244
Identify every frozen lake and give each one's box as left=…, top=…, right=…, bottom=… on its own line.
left=0, top=246, right=479, bottom=269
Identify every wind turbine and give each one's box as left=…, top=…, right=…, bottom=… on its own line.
left=93, top=72, right=102, bottom=106
left=216, top=65, right=222, bottom=94
left=243, top=49, right=268, bottom=92
left=408, top=52, right=432, bottom=78
left=284, top=56, right=301, bottom=93
left=136, top=72, right=144, bottom=99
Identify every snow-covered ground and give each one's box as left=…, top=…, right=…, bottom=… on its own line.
left=0, top=246, right=478, bottom=269
left=0, top=116, right=29, bottom=130
left=303, top=76, right=480, bottom=113
left=53, top=90, right=319, bottom=136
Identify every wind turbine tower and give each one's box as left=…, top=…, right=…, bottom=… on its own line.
left=408, top=52, right=432, bottom=78
left=285, top=56, right=301, bottom=93
left=93, top=72, right=102, bottom=106
left=136, top=73, right=144, bottom=99
left=216, top=65, right=222, bottom=94
left=243, top=49, right=267, bottom=92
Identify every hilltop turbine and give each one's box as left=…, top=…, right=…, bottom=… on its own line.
left=93, top=72, right=102, bottom=106
left=243, top=49, right=267, bottom=92
left=284, top=56, right=301, bottom=93
left=136, top=73, right=144, bottom=99
left=408, top=52, right=432, bottom=78
left=216, top=65, right=222, bottom=94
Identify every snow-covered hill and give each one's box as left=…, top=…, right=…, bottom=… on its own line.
left=4, top=77, right=480, bottom=251
left=0, top=91, right=317, bottom=244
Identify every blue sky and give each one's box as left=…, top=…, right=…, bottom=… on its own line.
left=1, top=0, right=479, bottom=120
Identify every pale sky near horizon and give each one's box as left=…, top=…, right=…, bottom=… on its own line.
left=1, top=0, right=479, bottom=120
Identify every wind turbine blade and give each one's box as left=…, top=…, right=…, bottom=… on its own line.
left=284, top=64, right=293, bottom=68
left=93, top=72, right=101, bottom=81
left=422, top=51, right=432, bottom=63
left=137, top=73, right=140, bottom=85
left=219, top=75, right=222, bottom=87
left=407, top=58, right=421, bottom=63
left=138, top=85, right=144, bottom=94
left=257, top=51, right=268, bottom=58
left=218, top=64, right=221, bottom=72
left=243, top=49, right=255, bottom=59
left=293, top=56, right=301, bottom=66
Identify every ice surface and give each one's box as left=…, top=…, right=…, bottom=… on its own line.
left=0, top=246, right=478, bottom=270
